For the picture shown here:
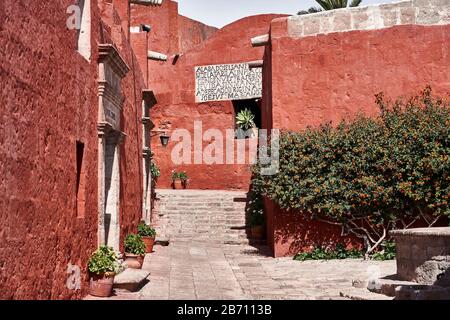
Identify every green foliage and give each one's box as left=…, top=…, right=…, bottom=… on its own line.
left=137, top=221, right=156, bottom=238
left=88, top=246, right=122, bottom=275
left=371, top=241, right=396, bottom=261
left=298, top=7, right=322, bottom=15
left=124, top=234, right=146, bottom=255
left=172, top=170, right=188, bottom=181
left=236, top=108, right=256, bottom=131
left=151, top=160, right=160, bottom=182
left=253, top=87, right=450, bottom=250
left=316, top=0, right=361, bottom=10
left=294, top=244, right=363, bottom=261
left=247, top=191, right=265, bottom=227
left=298, top=1, right=362, bottom=15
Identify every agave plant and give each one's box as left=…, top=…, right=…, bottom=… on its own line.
left=236, top=108, right=256, bottom=131
left=298, top=0, right=362, bottom=15
left=316, top=0, right=362, bottom=10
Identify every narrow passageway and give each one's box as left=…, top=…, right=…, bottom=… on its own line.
left=85, top=189, right=397, bottom=300
left=90, top=241, right=395, bottom=300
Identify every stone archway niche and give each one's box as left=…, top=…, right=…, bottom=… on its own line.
left=97, top=44, right=130, bottom=251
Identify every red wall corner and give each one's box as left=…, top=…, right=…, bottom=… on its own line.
left=265, top=198, right=362, bottom=258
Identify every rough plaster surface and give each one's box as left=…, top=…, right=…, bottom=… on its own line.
left=287, top=0, right=450, bottom=38
left=0, top=0, right=145, bottom=299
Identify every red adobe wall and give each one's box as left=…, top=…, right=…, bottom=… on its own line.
left=130, top=1, right=218, bottom=97
left=0, top=0, right=145, bottom=299
left=130, top=0, right=180, bottom=56
left=147, top=14, right=287, bottom=190
left=178, top=15, right=218, bottom=53
left=262, top=3, right=450, bottom=256
left=267, top=15, right=450, bottom=131
left=264, top=199, right=361, bottom=257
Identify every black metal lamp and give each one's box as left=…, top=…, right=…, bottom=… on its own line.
left=160, top=132, right=170, bottom=147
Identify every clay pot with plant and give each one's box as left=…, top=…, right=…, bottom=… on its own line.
left=138, top=221, right=157, bottom=253
left=172, top=170, right=188, bottom=189
left=247, top=192, right=266, bottom=240
left=87, top=246, right=123, bottom=297
left=124, top=234, right=146, bottom=269
left=250, top=213, right=265, bottom=239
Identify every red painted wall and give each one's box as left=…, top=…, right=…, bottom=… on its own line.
left=148, top=14, right=288, bottom=190
left=265, top=200, right=360, bottom=258
left=262, top=19, right=450, bottom=257
left=0, top=0, right=145, bottom=299
left=130, top=1, right=218, bottom=99
left=178, top=15, right=218, bottom=53
left=268, top=22, right=450, bottom=131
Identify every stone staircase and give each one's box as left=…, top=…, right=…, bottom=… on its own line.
left=152, top=189, right=252, bottom=245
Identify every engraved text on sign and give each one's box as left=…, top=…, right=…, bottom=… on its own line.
left=195, top=63, right=262, bottom=103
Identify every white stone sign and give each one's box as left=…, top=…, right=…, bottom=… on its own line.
left=195, top=63, right=262, bottom=103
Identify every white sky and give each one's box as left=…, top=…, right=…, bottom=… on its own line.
left=175, top=0, right=400, bottom=28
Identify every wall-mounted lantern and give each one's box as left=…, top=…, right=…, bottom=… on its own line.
left=151, top=130, right=170, bottom=147
left=160, top=132, right=170, bottom=147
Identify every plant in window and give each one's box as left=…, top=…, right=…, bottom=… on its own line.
left=236, top=108, right=256, bottom=130
left=236, top=108, right=258, bottom=139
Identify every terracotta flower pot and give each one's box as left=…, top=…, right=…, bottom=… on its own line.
left=124, top=253, right=143, bottom=269
left=173, top=180, right=183, bottom=189
left=251, top=225, right=265, bottom=239
left=88, top=272, right=115, bottom=297
left=143, top=236, right=155, bottom=253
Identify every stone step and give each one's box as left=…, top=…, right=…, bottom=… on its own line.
left=153, top=189, right=250, bottom=245
left=339, top=288, right=394, bottom=300
left=366, top=278, right=418, bottom=297
left=113, top=268, right=150, bottom=292
left=395, top=285, right=450, bottom=300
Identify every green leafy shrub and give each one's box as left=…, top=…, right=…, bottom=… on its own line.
left=372, top=241, right=396, bottom=261
left=253, top=87, right=449, bottom=255
left=137, top=221, right=156, bottom=238
left=247, top=191, right=265, bottom=227
left=293, top=244, right=363, bottom=261
left=151, top=161, right=160, bottom=183
left=88, top=246, right=122, bottom=275
left=124, top=234, right=146, bottom=255
left=172, top=170, right=188, bottom=181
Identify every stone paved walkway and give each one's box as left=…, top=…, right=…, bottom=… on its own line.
left=98, top=242, right=396, bottom=300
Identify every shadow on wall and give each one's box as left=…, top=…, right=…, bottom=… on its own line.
left=269, top=200, right=362, bottom=257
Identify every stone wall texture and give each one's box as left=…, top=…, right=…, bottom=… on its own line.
left=0, top=0, right=145, bottom=299
left=391, top=228, right=450, bottom=284
left=262, top=0, right=450, bottom=256
left=287, top=0, right=450, bottom=38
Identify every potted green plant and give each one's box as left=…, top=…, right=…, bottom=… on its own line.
left=87, top=246, right=122, bottom=297
left=250, top=212, right=265, bottom=239
left=172, top=170, right=188, bottom=189
left=247, top=192, right=265, bottom=240
left=124, top=234, right=146, bottom=269
left=151, top=160, right=160, bottom=184
left=236, top=108, right=257, bottom=139
left=138, top=221, right=157, bottom=253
